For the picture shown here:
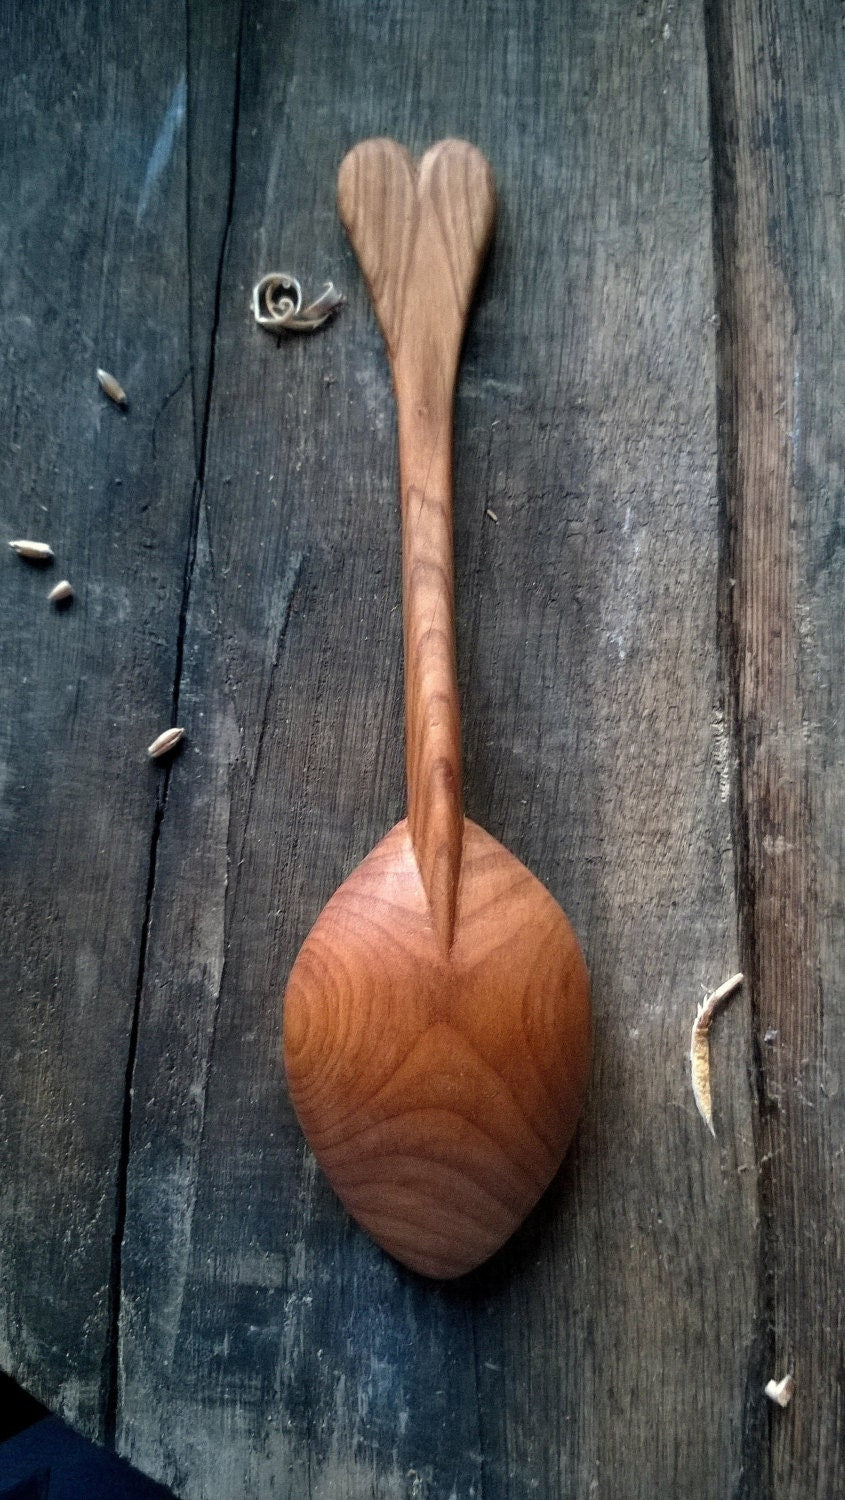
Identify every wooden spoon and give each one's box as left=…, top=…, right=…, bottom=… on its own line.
left=283, top=138, right=591, bottom=1279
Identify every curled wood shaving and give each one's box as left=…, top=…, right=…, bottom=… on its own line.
left=690, top=972, right=744, bottom=1135
left=765, top=1373, right=795, bottom=1408
left=252, top=272, right=344, bottom=333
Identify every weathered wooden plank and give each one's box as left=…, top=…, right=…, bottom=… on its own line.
left=0, top=0, right=215, bottom=1439
left=707, top=0, right=845, bottom=1492
left=116, top=1, right=757, bottom=1496
left=183, top=2, right=243, bottom=460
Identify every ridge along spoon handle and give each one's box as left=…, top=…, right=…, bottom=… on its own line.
left=282, top=138, right=591, bottom=1280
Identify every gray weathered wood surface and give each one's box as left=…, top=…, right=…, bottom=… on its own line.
left=0, top=1, right=841, bottom=1496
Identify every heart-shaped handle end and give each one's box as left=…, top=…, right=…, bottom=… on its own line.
left=337, top=136, right=496, bottom=377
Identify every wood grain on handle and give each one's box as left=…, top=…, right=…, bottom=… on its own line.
left=338, top=139, right=497, bottom=950
left=284, top=136, right=590, bottom=1280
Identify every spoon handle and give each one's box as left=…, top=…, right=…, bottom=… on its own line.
left=338, top=138, right=496, bottom=948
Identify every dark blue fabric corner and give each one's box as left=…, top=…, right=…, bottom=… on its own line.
left=0, top=1470, right=51, bottom=1500
left=0, top=1418, right=174, bottom=1499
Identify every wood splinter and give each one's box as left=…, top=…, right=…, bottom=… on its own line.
left=690, top=971, right=744, bottom=1135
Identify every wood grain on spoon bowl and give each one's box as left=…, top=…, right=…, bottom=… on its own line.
left=283, top=138, right=591, bottom=1279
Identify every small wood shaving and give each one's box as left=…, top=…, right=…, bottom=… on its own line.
left=690, top=972, right=744, bottom=1135
left=765, top=1374, right=794, bottom=1408
left=48, top=580, right=74, bottom=603
left=147, top=727, right=185, bottom=759
left=252, top=273, right=343, bottom=333
left=9, top=540, right=54, bottom=562
left=97, top=368, right=127, bottom=406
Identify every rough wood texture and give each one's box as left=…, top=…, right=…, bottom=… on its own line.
left=0, top=0, right=841, bottom=1495
left=120, top=5, right=752, bottom=1480
left=707, top=0, right=845, bottom=1489
left=0, top=0, right=206, bottom=1440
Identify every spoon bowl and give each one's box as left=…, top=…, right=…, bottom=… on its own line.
left=285, top=818, right=589, bottom=1278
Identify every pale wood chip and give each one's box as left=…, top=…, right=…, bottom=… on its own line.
left=9, top=540, right=54, bottom=561
left=765, top=1374, right=795, bottom=1408
left=97, top=368, right=127, bottom=406
left=147, top=727, right=185, bottom=759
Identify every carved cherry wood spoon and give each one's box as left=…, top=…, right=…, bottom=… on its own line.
left=283, top=138, right=591, bottom=1279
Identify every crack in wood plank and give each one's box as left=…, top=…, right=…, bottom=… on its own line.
left=706, top=0, right=844, bottom=1491
left=102, top=0, right=248, bottom=1450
